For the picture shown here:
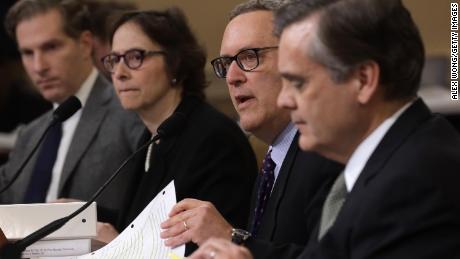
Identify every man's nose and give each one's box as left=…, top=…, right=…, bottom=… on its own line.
left=277, top=83, right=297, bottom=110
left=226, top=61, right=246, bottom=87
left=33, top=52, right=50, bottom=75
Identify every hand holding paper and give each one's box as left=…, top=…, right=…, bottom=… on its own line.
left=75, top=181, right=184, bottom=259
left=161, top=198, right=232, bottom=247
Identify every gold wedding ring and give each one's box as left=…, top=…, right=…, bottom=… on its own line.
left=183, top=221, right=189, bottom=231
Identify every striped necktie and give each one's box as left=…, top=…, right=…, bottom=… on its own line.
left=250, top=149, right=276, bottom=236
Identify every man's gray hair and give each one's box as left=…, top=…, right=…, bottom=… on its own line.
left=274, top=0, right=425, bottom=100
left=229, top=0, right=287, bottom=21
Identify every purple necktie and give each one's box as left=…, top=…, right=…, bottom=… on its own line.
left=251, top=150, right=276, bottom=236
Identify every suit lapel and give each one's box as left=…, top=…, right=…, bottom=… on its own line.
left=23, top=112, right=54, bottom=163
left=14, top=112, right=54, bottom=201
left=315, top=99, right=432, bottom=245
left=353, top=99, right=432, bottom=191
left=258, top=133, right=300, bottom=239
left=58, top=76, right=112, bottom=193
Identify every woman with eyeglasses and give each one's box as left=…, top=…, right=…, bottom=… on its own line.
left=97, top=8, right=258, bottom=254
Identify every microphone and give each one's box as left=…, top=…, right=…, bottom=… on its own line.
left=0, top=112, right=186, bottom=259
left=52, top=96, right=82, bottom=123
left=0, top=96, right=82, bottom=195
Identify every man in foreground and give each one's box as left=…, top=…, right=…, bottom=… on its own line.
left=160, top=1, right=341, bottom=258
left=190, top=0, right=460, bottom=258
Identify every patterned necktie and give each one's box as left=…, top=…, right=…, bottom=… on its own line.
left=24, top=122, right=63, bottom=203
left=318, top=172, right=347, bottom=240
left=250, top=149, right=276, bottom=237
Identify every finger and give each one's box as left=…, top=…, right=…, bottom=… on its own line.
left=160, top=219, right=189, bottom=239
left=191, top=240, right=220, bottom=259
left=96, top=222, right=117, bottom=235
left=96, top=222, right=107, bottom=232
left=205, top=238, right=231, bottom=251
left=161, top=209, right=194, bottom=229
left=169, top=198, right=204, bottom=217
left=96, top=222, right=105, bottom=230
left=188, top=250, right=208, bottom=259
left=164, top=231, right=192, bottom=247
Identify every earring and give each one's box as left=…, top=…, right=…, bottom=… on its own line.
left=171, top=78, right=177, bottom=85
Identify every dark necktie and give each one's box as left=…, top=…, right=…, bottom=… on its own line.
left=24, top=122, right=63, bottom=203
left=250, top=150, right=276, bottom=237
left=318, top=172, right=347, bottom=240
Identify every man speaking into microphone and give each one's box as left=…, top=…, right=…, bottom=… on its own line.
left=0, top=0, right=143, bottom=228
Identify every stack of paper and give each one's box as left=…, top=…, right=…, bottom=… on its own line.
left=61, top=181, right=185, bottom=259
left=0, top=202, right=96, bottom=258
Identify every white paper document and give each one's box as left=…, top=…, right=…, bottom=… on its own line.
left=22, top=238, right=91, bottom=258
left=72, top=181, right=184, bottom=259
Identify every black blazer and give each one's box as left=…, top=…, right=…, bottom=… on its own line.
left=118, top=95, right=258, bottom=255
left=246, top=133, right=343, bottom=259
left=300, top=99, right=460, bottom=259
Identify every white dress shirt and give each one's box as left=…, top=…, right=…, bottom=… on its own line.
left=45, top=68, right=98, bottom=202
left=344, top=101, right=414, bottom=192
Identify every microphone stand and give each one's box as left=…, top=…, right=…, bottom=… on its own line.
left=0, top=112, right=185, bottom=259
left=0, top=96, right=81, bottom=195
left=0, top=123, right=54, bottom=195
left=0, top=134, right=160, bottom=259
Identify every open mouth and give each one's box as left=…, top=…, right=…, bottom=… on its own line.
left=235, top=95, right=253, bottom=105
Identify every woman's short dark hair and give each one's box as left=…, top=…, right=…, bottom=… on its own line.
left=82, top=0, right=137, bottom=44
left=110, top=8, right=208, bottom=99
left=275, top=0, right=425, bottom=101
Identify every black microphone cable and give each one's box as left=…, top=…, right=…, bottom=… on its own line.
left=0, top=112, right=186, bottom=259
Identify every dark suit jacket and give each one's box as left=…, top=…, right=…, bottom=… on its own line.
left=0, top=74, right=144, bottom=225
left=300, top=99, right=460, bottom=259
left=118, top=95, right=258, bottom=255
left=245, top=133, right=343, bottom=259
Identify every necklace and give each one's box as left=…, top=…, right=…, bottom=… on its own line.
left=144, top=136, right=154, bottom=172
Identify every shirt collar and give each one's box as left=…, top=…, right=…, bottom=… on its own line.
left=344, top=101, right=414, bottom=191
left=53, top=68, right=98, bottom=109
left=269, top=122, right=297, bottom=178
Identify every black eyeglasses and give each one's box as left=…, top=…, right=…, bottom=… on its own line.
left=210, top=46, right=278, bottom=78
left=101, top=49, right=166, bottom=73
